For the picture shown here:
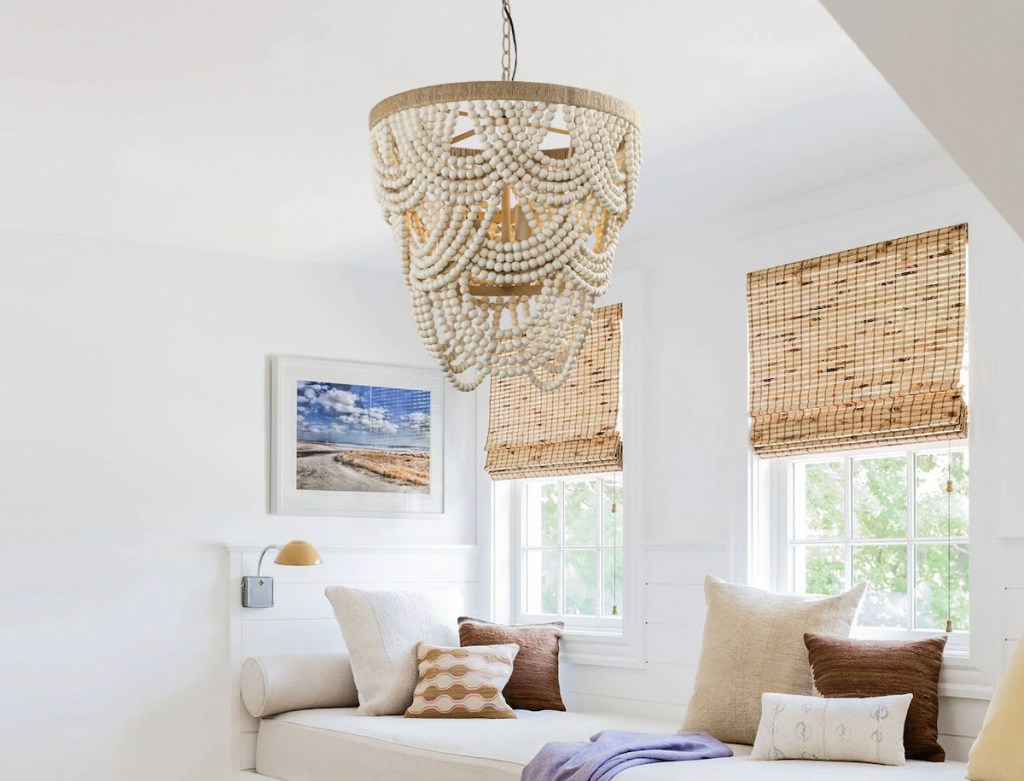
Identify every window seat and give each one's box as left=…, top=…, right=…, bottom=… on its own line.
left=252, top=707, right=967, bottom=781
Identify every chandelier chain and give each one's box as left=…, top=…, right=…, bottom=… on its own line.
left=501, top=1, right=517, bottom=81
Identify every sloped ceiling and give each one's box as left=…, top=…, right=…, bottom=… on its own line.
left=821, top=0, right=1024, bottom=239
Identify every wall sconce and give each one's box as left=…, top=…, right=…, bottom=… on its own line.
left=241, top=540, right=323, bottom=608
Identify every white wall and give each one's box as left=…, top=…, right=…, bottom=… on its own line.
left=0, top=231, right=478, bottom=781
left=5, top=151, right=1022, bottom=776
left=540, top=157, right=1024, bottom=760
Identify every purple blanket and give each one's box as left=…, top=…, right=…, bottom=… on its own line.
left=521, top=730, right=733, bottom=781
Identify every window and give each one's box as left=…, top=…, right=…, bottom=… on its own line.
left=767, top=443, right=969, bottom=644
left=488, top=283, right=641, bottom=663
left=515, top=473, right=624, bottom=630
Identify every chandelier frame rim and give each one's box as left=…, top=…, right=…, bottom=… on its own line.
left=369, top=80, right=641, bottom=131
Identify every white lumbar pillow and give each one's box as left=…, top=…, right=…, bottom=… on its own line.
left=324, top=586, right=458, bottom=716
left=751, top=692, right=913, bottom=766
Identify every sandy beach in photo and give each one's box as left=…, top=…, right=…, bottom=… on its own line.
left=296, top=440, right=429, bottom=493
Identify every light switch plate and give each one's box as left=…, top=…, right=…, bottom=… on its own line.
left=242, top=575, right=274, bottom=608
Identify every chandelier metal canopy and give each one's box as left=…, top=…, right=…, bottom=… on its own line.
left=369, top=2, right=641, bottom=391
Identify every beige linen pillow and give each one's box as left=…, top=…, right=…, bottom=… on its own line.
left=324, top=586, right=458, bottom=715
left=751, top=692, right=912, bottom=766
left=968, top=633, right=1024, bottom=780
left=405, top=642, right=519, bottom=719
left=682, top=576, right=866, bottom=744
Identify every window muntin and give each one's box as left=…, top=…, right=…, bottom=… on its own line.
left=784, top=444, right=969, bottom=635
left=518, top=473, right=624, bottom=628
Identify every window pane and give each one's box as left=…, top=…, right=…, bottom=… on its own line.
left=853, top=457, right=907, bottom=539
left=853, top=544, right=908, bottom=627
left=602, top=478, right=623, bottom=546
left=524, top=549, right=559, bottom=614
left=916, top=543, right=970, bottom=631
left=525, top=481, right=559, bottom=546
left=563, top=479, right=598, bottom=546
left=602, top=548, right=624, bottom=617
left=916, top=451, right=969, bottom=538
left=793, top=544, right=845, bottom=595
left=564, top=550, right=598, bottom=616
left=795, top=460, right=844, bottom=540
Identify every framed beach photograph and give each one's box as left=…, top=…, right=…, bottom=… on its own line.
left=272, top=356, right=444, bottom=516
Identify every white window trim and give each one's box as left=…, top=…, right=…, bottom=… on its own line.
left=750, top=441, right=994, bottom=699
left=485, top=271, right=644, bottom=668
left=512, top=473, right=626, bottom=632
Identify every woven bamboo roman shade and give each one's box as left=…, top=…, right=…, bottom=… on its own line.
left=485, top=304, right=622, bottom=480
left=748, top=224, right=968, bottom=458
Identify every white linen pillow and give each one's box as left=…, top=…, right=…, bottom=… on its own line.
left=324, top=586, right=458, bottom=716
left=752, top=692, right=913, bottom=766
left=682, top=576, right=866, bottom=744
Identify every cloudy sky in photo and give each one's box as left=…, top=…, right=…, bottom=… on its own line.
left=296, top=381, right=431, bottom=450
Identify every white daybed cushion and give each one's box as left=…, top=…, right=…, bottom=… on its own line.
left=257, top=709, right=680, bottom=781
left=255, top=708, right=967, bottom=781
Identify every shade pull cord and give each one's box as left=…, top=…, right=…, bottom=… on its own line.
left=945, top=446, right=954, bottom=633
left=611, top=472, right=620, bottom=616
left=501, top=1, right=518, bottom=81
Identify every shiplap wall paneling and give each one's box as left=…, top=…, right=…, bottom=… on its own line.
left=229, top=545, right=479, bottom=772
left=1002, top=541, right=1024, bottom=644
left=559, top=544, right=729, bottom=723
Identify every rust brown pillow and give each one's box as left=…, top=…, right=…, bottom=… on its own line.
left=804, top=632, right=947, bottom=762
left=457, top=617, right=565, bottom=711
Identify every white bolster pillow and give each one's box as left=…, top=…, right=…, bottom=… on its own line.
left=241, top=653, right=359, bottom=718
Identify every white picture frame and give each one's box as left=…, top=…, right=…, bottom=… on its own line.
left=271, top=356, right=444, bottom=516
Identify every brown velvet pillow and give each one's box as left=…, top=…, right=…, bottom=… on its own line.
left=804, top=632, right=947, bottom=762
left=457, top=617, right=565, bottom=711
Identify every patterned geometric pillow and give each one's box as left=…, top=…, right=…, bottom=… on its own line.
left=404, top=642, right=519, bottom=719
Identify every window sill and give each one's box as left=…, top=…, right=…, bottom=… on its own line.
left=939, top=651, right=994, bottom=700
left=560, top=627, right=645, bottom=669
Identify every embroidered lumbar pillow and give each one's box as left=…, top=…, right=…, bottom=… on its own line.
left=751, top=692, right=913, bottom=766
left=404, top=642, right=519, bottom=719
left=458, top=617, right=565, bottom=711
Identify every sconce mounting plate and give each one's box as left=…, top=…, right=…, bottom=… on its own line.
left=242, top=575, right=274, bottom=608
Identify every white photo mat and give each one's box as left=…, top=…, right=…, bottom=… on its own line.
left=272, top=356, right=444, bottom=516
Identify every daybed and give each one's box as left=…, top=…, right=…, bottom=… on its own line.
left=250, top=707, right=968, bottom=781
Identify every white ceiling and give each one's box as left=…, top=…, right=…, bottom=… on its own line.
left=0, top=0, right=947, bottom=267
left=821, top=0, right=1024, bottom=241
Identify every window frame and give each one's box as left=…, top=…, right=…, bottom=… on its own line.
left=764, top=441, right=971, bottom=655
left=483, top=272, right=643, bottom=667
left=512, top=472, right=625, bottom=633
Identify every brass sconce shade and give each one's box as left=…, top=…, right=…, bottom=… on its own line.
left=272, top=540, right=323, bottom=567
left=241, top=540, right=323, bottom=608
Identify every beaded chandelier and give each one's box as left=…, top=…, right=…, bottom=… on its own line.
left=369, top=1, right=641, bottom=391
